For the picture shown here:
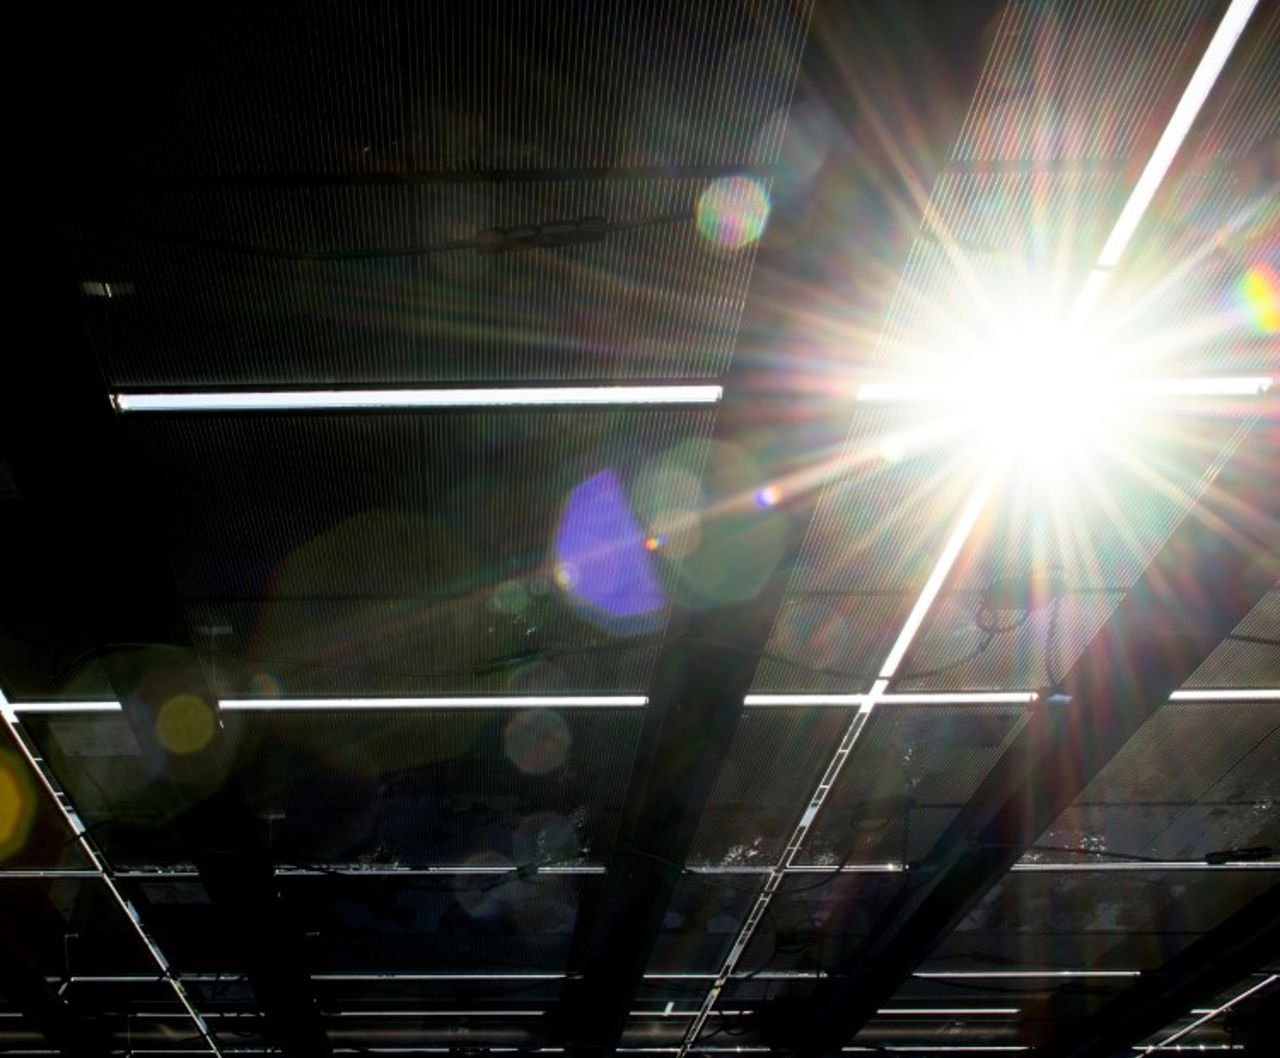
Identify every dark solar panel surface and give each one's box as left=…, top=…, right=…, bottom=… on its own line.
left=0, top=722, right=93, bottom=870
left=953, top=0, right=1216, bottom=163
left=118, top=410, right=714, bottom=697
left=1186, top=590, right=1280, bottom=688
left=1, top=877, right=157, bottom=977
left=127, top=872, right=596, bottom=975
left=20, top=705, right=643, bottom=870
left=929, top=868, right=1280, bottom=970
left=1190, top=3, right=1279, bottom=162
left=73, top=180, right=763, bottom=388
left=648, top=875, right=763, bottom=973
left=109, top=0, right=810, bottom=179
left=0, top=502, right=119, bottom=702
left=1033, top=699, right=1280, bottom=863
left=798, top=703, right=1030, bottom=865
left=737, top=870, right=908, bottom=974
left=3, top=0, right=1278, bottom=1055
left=689, top=707, right=857, bottom=867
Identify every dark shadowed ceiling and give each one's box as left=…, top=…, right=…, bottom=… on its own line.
left=2, top=2, right=1277, bottom=1057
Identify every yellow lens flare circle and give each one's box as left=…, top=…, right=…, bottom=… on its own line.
left=156, top=694, right=216, bottom=755
left=0, top=750, right=37, bottom=862
left=1237, top=263, right=1279, bottom=335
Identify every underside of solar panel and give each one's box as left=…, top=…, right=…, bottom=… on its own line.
left=3, top=2, right=1277, bottom=1056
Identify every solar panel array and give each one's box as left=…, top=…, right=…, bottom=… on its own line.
left=2, top=1, right=1277, bottom=1056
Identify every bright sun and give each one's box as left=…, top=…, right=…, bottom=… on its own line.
left=967, top=321, right=1119, bottom=468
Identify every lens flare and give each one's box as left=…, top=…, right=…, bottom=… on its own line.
left=697, top=176, right=771, bottom=250
left=644, top=508, right=701, bottom=561
left=1237, top=263, right=1279, bottom=334
left=675, top=441, right=787, bottom=605
left=0, top=750, right=36, bottom=862
left=755, top=484, right=782, bottom=508
left=156, top=694, right=216, bottom=755
left=878, top=433, right=909, bottom=464
left=490, top=580, right=531, bottom=616
left=249, top=672, right=282, bottom=697
left=503, top=709, right=571, bottom=776
left=976, top=357, right=1117, bottom=469
left=554, top=470, right=664, bottom=623
left=894, top=315, right=1122, bottom=472
left=455, top=852, right=518, bottom=920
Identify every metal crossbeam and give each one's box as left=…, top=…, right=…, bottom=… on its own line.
left=767, top=396, right=1280, bottom=1058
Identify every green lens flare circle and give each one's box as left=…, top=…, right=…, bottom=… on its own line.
left=697, top=176, right=771, bottom=250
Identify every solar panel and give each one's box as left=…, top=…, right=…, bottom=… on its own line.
left=20, top=703, right=644, bottom=871
left=1185, top=592, right=1280, bottom=689
left=4, top=0, right=1277, bottom=1054
left=75, top=1, right=811, bottom=180
left=798, top=703, right=1029, bottom=865
left=115, top=410, right=714, bottom=697
left=736, top=870, right=908, bottom=975
left=72, top=180, right=763, bottom=388
left=0, top=877, right=157, bottom=976
left=1033, top=699, right=1280, bottom=863
left=0, top=723, right=94, bottom=870
left=932, top=868, right=1279, bottom=971
left=688, top=707, right=859, bottom=867
left=953, top=1, right=1217, bottom=164
left=647, top=874, right=763, bottom=974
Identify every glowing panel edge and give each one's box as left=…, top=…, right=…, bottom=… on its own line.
left=111, top=385, right=723, bottom=412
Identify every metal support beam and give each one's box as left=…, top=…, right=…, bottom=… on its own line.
left=551, top=3, right=1006, bottom=1055
left=555, top=572, right=792, bottom=1058
left=1041, top=884, right=1280, bottom=1058
left=771, top=400, right=1280, bottom=1058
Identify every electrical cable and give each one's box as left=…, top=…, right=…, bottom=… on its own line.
left=1224, top=633, right=1280, bottom=648
left=692, top=632, right=1003, bottom=684
left=909, top=974, right=1126, bottom=997
left=56, top=631, right=1005, bottom=691
left=142, top=212, right=691, bottom=261
left=52, top=566, right=1072, bottom=691
left=50, top=816, right=117, bottom=853
left=1023, top=844, right=1169, bottom=864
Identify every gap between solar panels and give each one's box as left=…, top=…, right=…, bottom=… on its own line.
left=7, top=688, right=1278, bottom=720
left=109, top=385, right=724, bottom=412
